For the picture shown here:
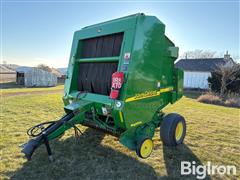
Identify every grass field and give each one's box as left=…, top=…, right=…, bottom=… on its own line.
left=0, top=87, right=239, bottom=179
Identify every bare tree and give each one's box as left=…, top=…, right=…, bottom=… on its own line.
left=37, top=64, right=52, bottom=72
left=215, top=63, right=240, bottom=97
left=181, top=49, right=217, bottom=59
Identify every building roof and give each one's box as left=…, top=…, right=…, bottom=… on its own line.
left=16, top=66, right=34, bottom=73
left=0, top=64, right=19, bottom=73
left=175, top=58, right=233, bottom=72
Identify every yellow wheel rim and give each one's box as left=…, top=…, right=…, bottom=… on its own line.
left=140, top=139, right=153, bottom=158
left=175, top=121, right=183, bottom=141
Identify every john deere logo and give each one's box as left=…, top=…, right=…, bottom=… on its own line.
left=135, top=90, right=158, bottom=99
left=125, top=87, right=173, bottom=103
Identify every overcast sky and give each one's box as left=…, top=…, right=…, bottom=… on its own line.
left=1, top=1, right=239, bottom=68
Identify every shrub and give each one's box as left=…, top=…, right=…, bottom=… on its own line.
left=224, top=94, right=240, bottom=107
left=197, top=93, right=223, bottom=105
left=197, top=92, right=240, bottom=108
left=225, top=98, right=240, bottom=107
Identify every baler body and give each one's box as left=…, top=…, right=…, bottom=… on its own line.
left=22, top=14, right=184, bottom=160
left=62, top=13, right=183, bottom=149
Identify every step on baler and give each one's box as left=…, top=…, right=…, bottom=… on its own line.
left=22, top=13, right=186, bottom=160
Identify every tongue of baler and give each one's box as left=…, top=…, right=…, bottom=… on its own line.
left=21, top=100, right=93, bottom=160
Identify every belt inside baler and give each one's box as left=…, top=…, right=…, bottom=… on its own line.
left=77, top=62, right=118, bottom=95
left=77, top=32, right=124, bottom=96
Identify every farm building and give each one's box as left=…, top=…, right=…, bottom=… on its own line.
left=175, top=53, right=234, bottom=89
left=0, top=64, right=17, bottom=82
left=16, top=67, right=57, bottom=87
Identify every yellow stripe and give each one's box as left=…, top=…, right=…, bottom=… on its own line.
left=160, top=87, right=173, bottom=93
left=125, top=87, right=173, bottom=103
left=119, top=111, right=124, bottom=123
left=130, top=121, right=142, bottom=127
left=125, top=92, right=159, bottom=102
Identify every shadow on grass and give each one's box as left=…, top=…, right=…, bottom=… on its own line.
left=10, top=128, right=158, bottom=180
left=0, top=81, right=24, bottom=89
left=0, top=82, right=63, bottom=89
left=162, top=144, right=211, bottom=180
left=184, top=90, right=203, bottom=100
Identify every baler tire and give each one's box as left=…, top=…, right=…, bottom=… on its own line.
left=160, top=113, right=186, bottom=146
left=136, top=138, right=153, bottom=159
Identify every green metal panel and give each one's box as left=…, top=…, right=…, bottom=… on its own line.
left=117, top=15, right=180, bottom=130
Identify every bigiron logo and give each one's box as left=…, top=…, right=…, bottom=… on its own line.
left=181, top=161, right=237, bottom=179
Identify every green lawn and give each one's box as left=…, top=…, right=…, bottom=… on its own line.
left=0, top=89, right=239, bottom=179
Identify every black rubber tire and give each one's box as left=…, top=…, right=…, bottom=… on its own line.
left=136, top=138, right=153, bottom=159
left=160, top=113, right=186, bottom=146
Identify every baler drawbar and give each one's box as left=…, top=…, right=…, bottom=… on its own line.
left=22, top=113, right=74, bottom=160
left=22, top=13, right=186, bottom=160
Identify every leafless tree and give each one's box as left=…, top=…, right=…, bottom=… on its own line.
left=215, top=63, right=240, bottom=97
left=181, top=49, right=217, bottom=59
left=37, top=64, right=52, bottom=72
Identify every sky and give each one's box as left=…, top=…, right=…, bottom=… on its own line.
left=1, top=0, right=239, bottom=68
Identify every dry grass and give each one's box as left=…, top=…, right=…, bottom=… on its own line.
left=197, top=92, right=240, bottom=108
left=225, top=98, right=240, bottom=107
left=197, top=93, right=223, bottom=105
left=0, top=88, right=239, bottom=179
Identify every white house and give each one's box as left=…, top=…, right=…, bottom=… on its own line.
left=16, top=66, right=57, bottom=87
left=175, top=53, right=234, bottom=89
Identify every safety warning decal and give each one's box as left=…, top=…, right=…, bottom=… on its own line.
left=124, top=52, right=131, bottom=59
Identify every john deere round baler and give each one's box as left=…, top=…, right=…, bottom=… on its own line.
left=22, top=13, right=186, bottom=160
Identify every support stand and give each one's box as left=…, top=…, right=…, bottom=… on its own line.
left=42, top=132, right=53, bottom=162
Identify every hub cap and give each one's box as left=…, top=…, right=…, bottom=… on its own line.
left=140, top=139, right=153, bottom=158
left=175, top=121, right=183, bottom=141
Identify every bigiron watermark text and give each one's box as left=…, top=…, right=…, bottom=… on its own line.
left=181, top=161, right=236, bottom=179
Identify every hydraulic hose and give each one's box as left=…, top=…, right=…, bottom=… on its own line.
left=21, top=112, right=74, bottom=160
left=27, top=121, right=57, bottom=137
